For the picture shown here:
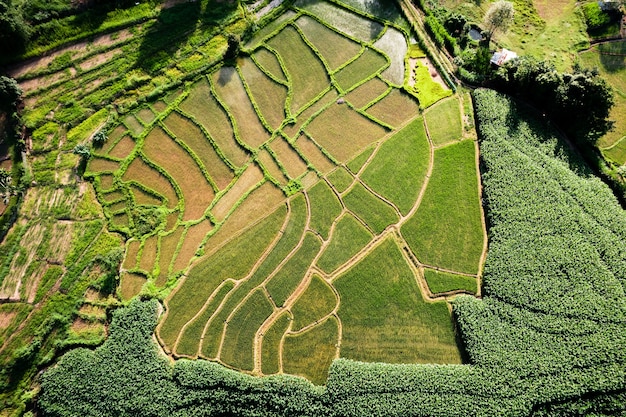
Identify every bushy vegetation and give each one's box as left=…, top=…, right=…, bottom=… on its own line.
left=493, top=56, right=614, bottom=143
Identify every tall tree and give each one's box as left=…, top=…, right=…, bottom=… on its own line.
left=483, top=0, right=515, bottom=43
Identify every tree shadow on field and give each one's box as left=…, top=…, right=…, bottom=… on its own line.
left=134, top=1, right=203, bottom=74
left=598, top=42, right=626, bottom=73
left=215, top=66, right=236, bottom=86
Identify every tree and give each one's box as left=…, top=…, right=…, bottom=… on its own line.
left=483, top=0, right=514, bottom=43
left=0, top=0, right=30, bottom=56
left=0, top=75, right=22, bottom=114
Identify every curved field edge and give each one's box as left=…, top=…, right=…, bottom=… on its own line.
left=38, top=89, right=626, bottom=415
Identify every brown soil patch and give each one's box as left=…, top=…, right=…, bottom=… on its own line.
left=19, top=71, right=70, bottom=94
left=119, top=272, right=147, bottom=300
left=7, top=29, right=134, bottom=79
left=70, top=317, right=105, bottom=334
left=108, top=135, right=136, bottom=160
left=130, top=184, right=162, bottom=206
left=99, top=174, right=115, bottom=191
left=123, top=239, right=141, bottom=269
left=0, top=311, right=17, bottom=330
left=301, top=170, right=319, bottom=189
left=534, top=0, right=569, bottom=21
left=138, top=234, right=159, bottom=273
left=78, top=304, right=107, bottom=319
left=212, top=164, right=264, bottom=222
left=79, top=49, right=122, bottom=72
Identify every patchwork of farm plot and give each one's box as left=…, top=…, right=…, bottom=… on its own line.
left=86, top=0, right=485, bottom=384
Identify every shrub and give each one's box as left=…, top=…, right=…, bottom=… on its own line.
left=581, top=2, right=611, bottom=30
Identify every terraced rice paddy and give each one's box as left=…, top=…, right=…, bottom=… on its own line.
left=84, top=0, right=479, bottom=385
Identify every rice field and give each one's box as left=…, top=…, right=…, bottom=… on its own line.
left=238, top=57, right=288, bottom=131
left=344, top=76, right=390, bottom=109
left=78, top=0, right=485, bottom=386
left=163, top=111, right=234, bottom=190
left=401, top=140, right=484, bottom=274
left=270, top=137, right=309, bottom=179
left=305, top=103, right=388, bottom=162
left=179, top=78, right=250, bottom=168
left=333, top=48, right=388, bottom=92
left=122, top=157, right=179, bottom=208
left=317, top=214, right=372, bottom=273
left=295, top=15, right=362, bottom=71
left=107, top=135, right=136, bottom=160
left=142, top=126, right=215, bottom=221
left=365, top=88, right=421, bottom=127
left=266, top=25, right=331, bottom=114
left=424, top=97, right=462, bottom=146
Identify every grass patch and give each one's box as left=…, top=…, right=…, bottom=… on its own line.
left=295, top=0, right=384, bottom=42
left=261, top=311, right=291, bottom=375
left=179, top=78, right=250, bottom=168
left=295, top=134, right=336, bottom=173
left=123, top=157, right=178, bottom=209
left=265, top=232, right=322, bottom=307
left=163, top=111, right=234, bottom=190
left=211, top=66, right=270, bottom=149
left=270, top=137, right=308, bottom=179
left=119, top=272, right=146, bottom=301
left=327, top=167, right=354, bottom=193
left=307, top=180, right=343, bottom=240
left=344, top=77, right=389, bottom=109
left=221, top=289, right=274, bottom=371
left=283, top=316, right=338, bottom=385
left=374, top=27, right=407, bottom=86
left=239, top=57, right=288, bottom=131
left=411, top=59, right=452, bottom=108
left=423, top=268, right=477, bottom=294
left=361, top=117, right=430, bottom=215
left=424, top=97, right=462, bottom=146
left=159, top=206, right=286, bottom=349
left=335, top=237, right=460, bottom=364
left=365, top=88, right=420, bottom=128
left=401, top=140, right=483, bottom=274
left=317, top=214, right=372, bottom=273
left=333, top=48, right=388, bottom=92
left=107, top=135, right=136, bottom=160
left=305, top=103, right=388, bottom=162
left=252, top=47, right=287, bottom=83
left=142, top=126, right=214, bottom=221
left=343, top=182, right=399, bottom=234
left=295, top=15, right=362, bottom=71
left=290, top=274, right=337, bottom=331
left=267, top=25, right=330, bottom=114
